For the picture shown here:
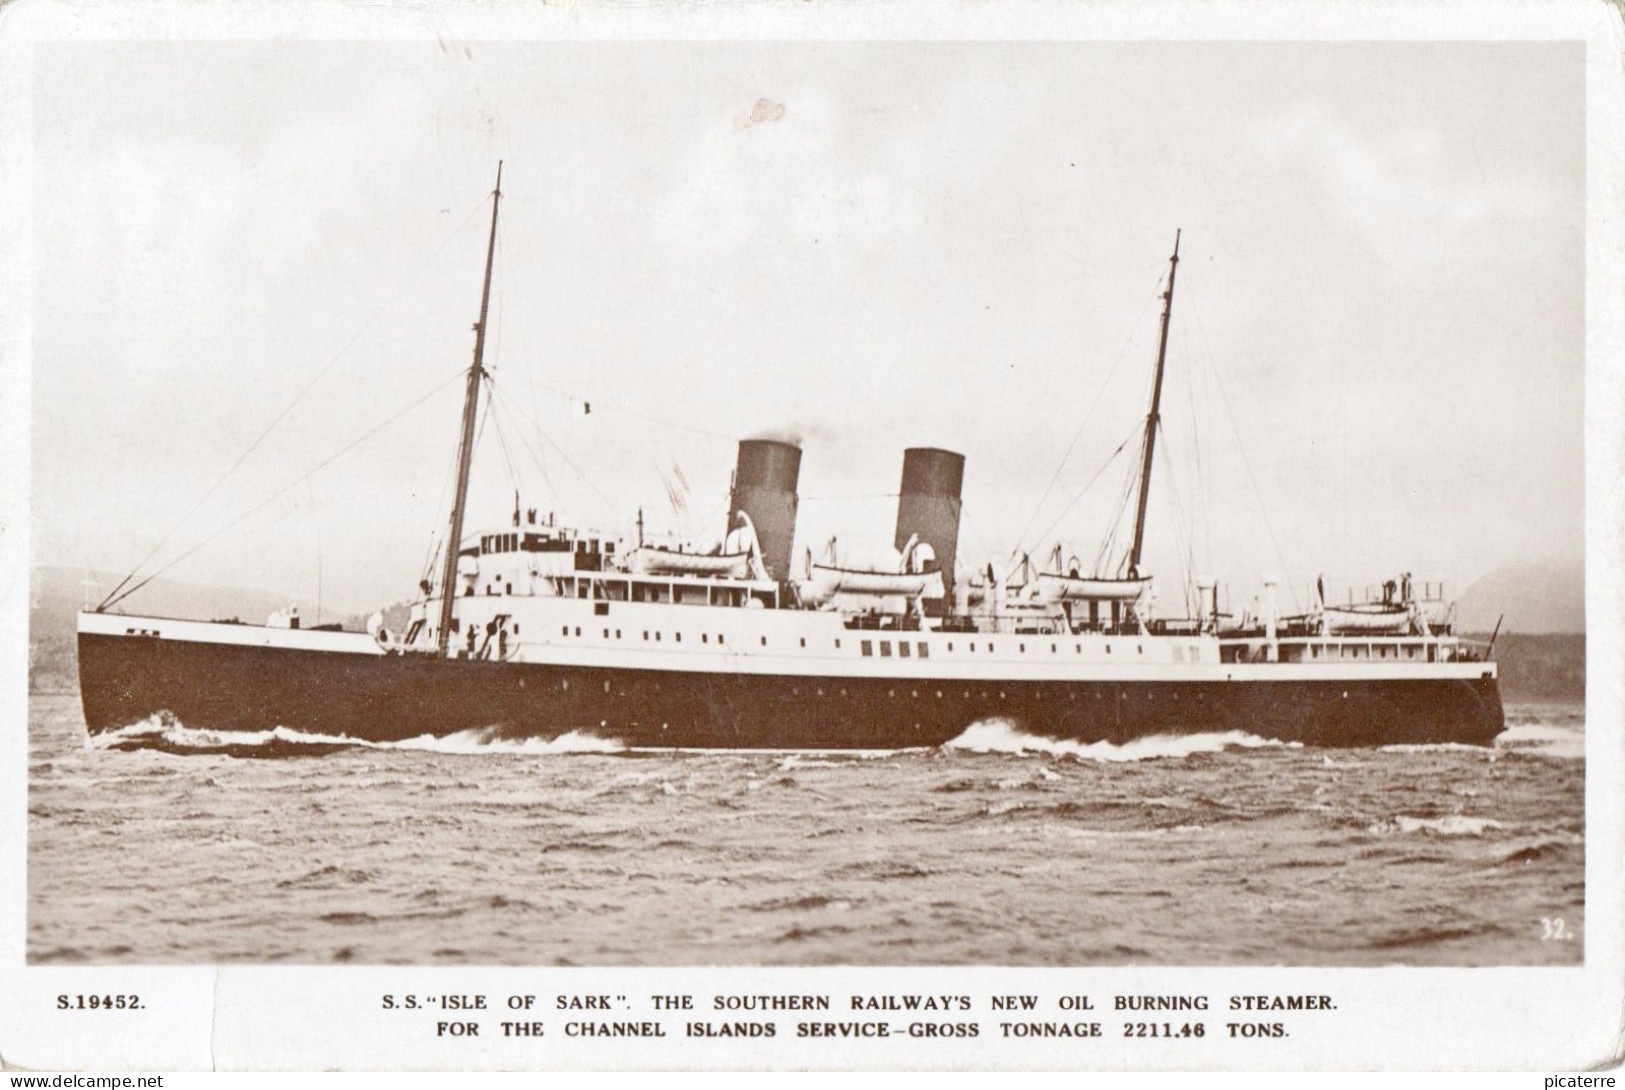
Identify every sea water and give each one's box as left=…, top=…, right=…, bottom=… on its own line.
left=26, top=694, right=1584, bottom=966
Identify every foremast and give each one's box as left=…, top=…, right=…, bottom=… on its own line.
left=436, top=162, right=504, bottom=655
left=1126, top=229, right=1181, bottom=579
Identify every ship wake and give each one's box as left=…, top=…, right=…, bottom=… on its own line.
left=943, top=719, right=1296, bottom=762
left=88, top=715, right=625, bottom=757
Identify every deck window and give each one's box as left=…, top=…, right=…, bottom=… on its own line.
left=880, top=641, right=892, bottom=657
left=899, top=642, right=911, bottom=658
left=917, top=642, right=929, bottom=659
left=861, top=640, right=873, bottom=657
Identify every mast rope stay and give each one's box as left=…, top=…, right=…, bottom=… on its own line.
left=100, top=369, right=467, bottom=613
left=1011, top=265, right=1168, bottom=559
left=1184, top=285, right=1302, bottom=611
left=96, top=194, right=494, bottom=612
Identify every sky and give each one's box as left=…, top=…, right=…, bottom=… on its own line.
left=29, top=40, right=1584, bottom=616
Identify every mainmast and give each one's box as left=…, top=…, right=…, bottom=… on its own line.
left=436, top=162, right=503, bottom=655
left=1126, top=229, right=1181, bottom=579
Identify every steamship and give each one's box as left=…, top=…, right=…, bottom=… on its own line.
left=76, top=169, right=1505, bottom=749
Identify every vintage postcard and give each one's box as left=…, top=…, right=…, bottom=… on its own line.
left=1, top=0, right=1620, bottom=1075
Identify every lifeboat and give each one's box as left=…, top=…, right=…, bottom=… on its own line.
left=1034, top=572, right=1152, bottom=603
left=798, top=534, right=945, bottom=603
left=805, top=565, right=945, bottom=598
left=629, top=547, right=751, bottom=578
left=1320, top=605, right=1412, bottom=635
left=1032, top=548, right=1150, bottom=602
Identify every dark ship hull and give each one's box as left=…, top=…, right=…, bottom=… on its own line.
left=78, top=628, right=1506, bottom=749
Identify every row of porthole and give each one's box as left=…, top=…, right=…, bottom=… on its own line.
left=544, top=625, right=1168, bottom=660
left=547, top=678, right=1208, bottom=703
left=556, top=627, right=826, bottom=650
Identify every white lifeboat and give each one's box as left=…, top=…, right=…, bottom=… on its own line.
left=1034, top=572, right=1152, bottom=603
left=629, top=546, right=750, bottom=578
left=798, top=534, right=945, bottom=603
left=1320, top=605, right=1412, bottom=635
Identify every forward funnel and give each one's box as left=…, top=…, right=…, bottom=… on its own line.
left=894, top=447, right=964, bottom=614
left=730, top=439, right=801, bottom=582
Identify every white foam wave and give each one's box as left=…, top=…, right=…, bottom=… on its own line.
left=388, top=730, right=624, bottom=755
left=944, top=719, right=1295, bottom=762
left=1370, top=815, right=1507, bottom=837
left=90, top=715, right=624, bottom=755
left=1381, top=725, right=1584, bottom=761
left=1495, top=724, right=1585, bottom=760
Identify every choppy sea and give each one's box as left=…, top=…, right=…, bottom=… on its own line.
left=27, top=693, right=1584, bottom=966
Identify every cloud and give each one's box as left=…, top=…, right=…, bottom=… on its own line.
left=1249, top=101, right=1556, bottom=234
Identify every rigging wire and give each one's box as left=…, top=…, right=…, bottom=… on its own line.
left=101, top=369, right=468, bottom=613
left=1184, top=287, right=1301, bottom=611
left=97, top=193, right=494, bottom=611
left=1020, top=420, right=1141, bottom=572
left=482, top=375, right=524, bottom=503
left=419, top=434, right=463, bottom=589
left=1012, top=266, right=1168, bottom=558
left=486, top=380, right=619, bottom=522
left=1095, top=433, right=1144, bottom=577
left=1152, top=421, right=1199, bottom=617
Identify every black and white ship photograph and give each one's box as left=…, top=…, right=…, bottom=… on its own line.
left=25, top=37, right=1586, bottom=968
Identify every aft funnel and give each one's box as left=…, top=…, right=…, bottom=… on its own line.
left=894, top=447, right=964, bottom=614
left=730, top=439, right=801, bottom=581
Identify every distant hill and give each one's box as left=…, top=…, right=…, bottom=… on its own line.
left=1477, top=632, right=1584, bottom=703
left=1456, top=561, right=1584, bottom=634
